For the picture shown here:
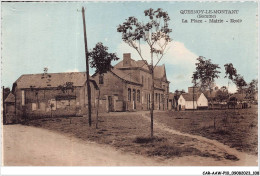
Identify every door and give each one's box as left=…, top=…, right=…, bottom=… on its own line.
left=108, top=96, right=113, bottom=112
left=133, top=89, right=136, bottom=110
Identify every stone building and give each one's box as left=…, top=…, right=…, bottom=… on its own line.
left=92, top=53, right=170, bottom=112
left=11, top=72, right=98, bottom=121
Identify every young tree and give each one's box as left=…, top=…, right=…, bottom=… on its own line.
left=193, top=56, right=221, bottom=93
left=224, top=63, right=237, bottom=93
left=191, top=72, right=199, bottom=110
left=117, top=8, right=172, bottom=137
left=89, top=42, right=119, bottom=129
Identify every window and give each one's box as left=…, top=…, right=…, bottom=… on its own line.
left=161, top=94, right=164, bottom=102
left=133, top=89, right=136, bottom=101
left=155, top=93, right=158, bottom=103
left=32, top=103, right=37, bottom=111
left=142, top=76, right=144, bottom=85
left=137, top=90, right=140, bottom=102
left=22, top=90, right=25, bottom=106
left=99, top=75, right=104, bottom=84
left=128, top=88, right=131, bottom=101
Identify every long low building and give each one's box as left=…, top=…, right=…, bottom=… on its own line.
left=9, top=72, right=99, bottom=122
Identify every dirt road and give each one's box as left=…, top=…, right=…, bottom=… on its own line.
left=3, top=124, right=165, bottom=166
left=3, top=123, right=257, bottom=166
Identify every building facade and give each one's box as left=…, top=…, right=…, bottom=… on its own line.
left=11, top=72, right=98, bottom=121
left=92, top=53, right=170, bottom=112
left=8, top=53, right=171, bottom=122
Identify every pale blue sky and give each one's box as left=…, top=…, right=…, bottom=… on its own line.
left=1, top=1, right=258, bottom=92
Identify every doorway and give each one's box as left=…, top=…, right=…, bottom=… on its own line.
left=108, top=96, right=113, bottom=112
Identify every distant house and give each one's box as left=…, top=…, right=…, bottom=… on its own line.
left=11, top=72, right=99, bottom=121
left=177, top=87, right=208, bottom=110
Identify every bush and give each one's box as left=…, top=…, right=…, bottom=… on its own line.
left=133, top=136, right=167, bottom=144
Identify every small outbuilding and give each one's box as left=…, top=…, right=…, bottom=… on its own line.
left=4, top=93, right=16, bottom=124
left=178, top=93, right=208, bottom=110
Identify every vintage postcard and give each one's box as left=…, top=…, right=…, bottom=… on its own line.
left=1, top=0, right=259, bottom=175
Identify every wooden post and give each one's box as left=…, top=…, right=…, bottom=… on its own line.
left=2, top=86, right=5, bottom=124
left=82, top=7, right=92, bottom=126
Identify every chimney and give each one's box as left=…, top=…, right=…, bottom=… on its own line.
left=123, top=53, right=131, bottom=67
left=188, top=87, right=198, bottom=94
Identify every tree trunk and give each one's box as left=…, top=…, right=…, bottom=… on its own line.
left=150, top=51, right=154, bottom=138
left=150, top=70, right=154, bottom=138
left=96, top=89, right=101, bottom=129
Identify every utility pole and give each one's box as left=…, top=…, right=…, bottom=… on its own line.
left=2, top=86, right=5, bottom=124
left=82, top=7, right=92, bottom=126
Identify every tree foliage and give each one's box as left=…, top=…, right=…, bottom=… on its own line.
left=233, top=74, right=247, bottom=93
left=117, top=8, right=172, bottom=69
left=89, top=42, right=119, bottom=75
left=247, top=79, right=258, bottom=93
left=246, top=79, right=257, bottom=99
left=215, top=89, right=229, bottom=102
left=191, top=72, right=199, bottom=86
left=193, top=56, right=221, bottom=92
left=224, top=63, right=237, bottom=81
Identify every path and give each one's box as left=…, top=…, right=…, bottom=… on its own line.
left=142, top=113, right=258, bottom=166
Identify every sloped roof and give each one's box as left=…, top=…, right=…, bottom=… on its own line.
left=110, top=68, right=141, bottom=85
left=14, top=72, right=96, bottom=89
left=114, top=57, right=166, bottom=79
left=4, top=93, right=15, bottom=103
left=154, top=65, right=165, bottom=79
left=136, top=60, right=150, bottom=70
left=229, top=94, right=246, bottom=101
left=114, top=59, right=140, bottom=68
left=181, top=93, right=200, bottom=101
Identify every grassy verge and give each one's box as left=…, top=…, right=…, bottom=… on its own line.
left=25, top=113, right=231, bottom=160
left=154, top=105, right=258, bottom=155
